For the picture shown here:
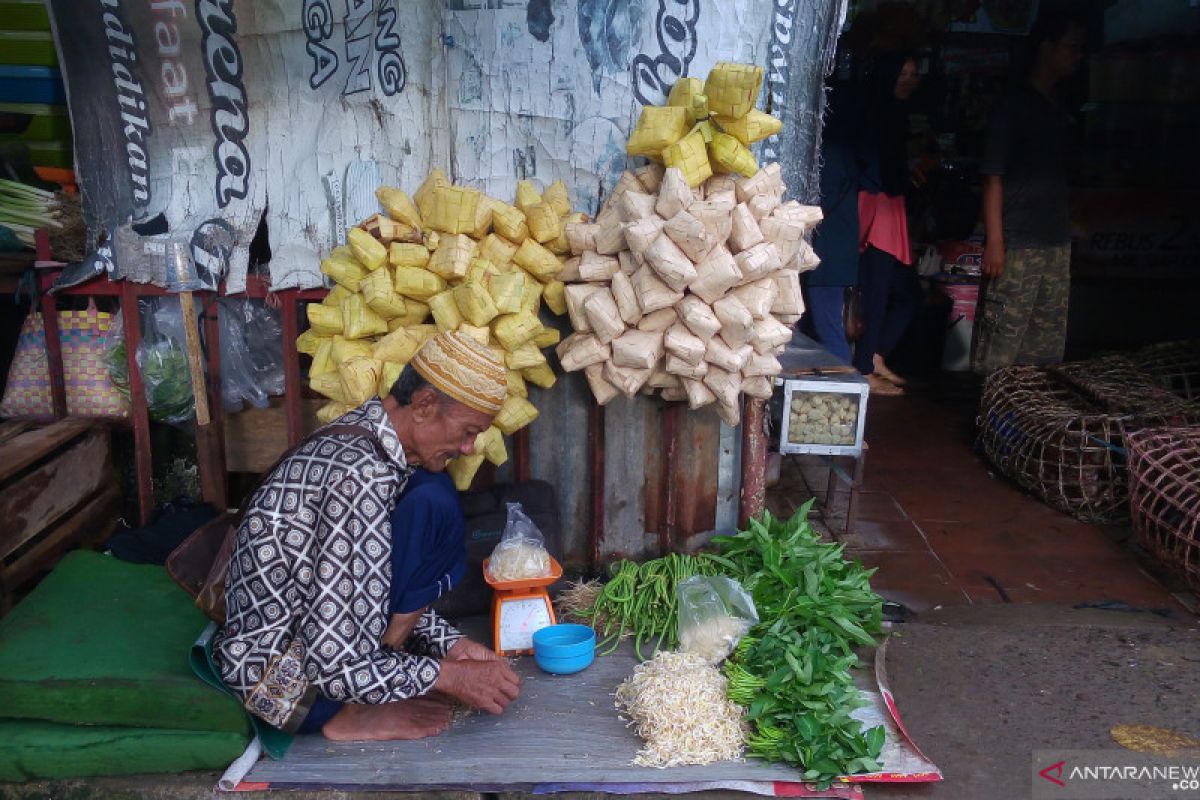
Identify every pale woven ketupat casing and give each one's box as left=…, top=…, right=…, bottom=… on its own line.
left=655, top=167, right=695, bottom=220
left=661, top=129, right=713, bottom=188
left=394, top=266, right=447, bottom=301
left=330, top=335, right=373, bottom=364
left=603, top=360, right=652, bottom=398
left=348, top=226, right=388, bottom=271
left=626, top=105, right=690, bottom=159
left=306, top=303, right=343, bottom=336
left=704, top=62, right=763, bottom=120
left=427, top=290, right=464, bottom=332
left=474, top=425, right=509, bottom=467
left=488, top=271, right=526, bottom=315
left=427, top=233, right=478, bottom=280
left=712, top=295, right=754, bottom=347
left=677, top=297, right=722, bottom=344
left=636, top=307, right=678, bottom=332
left=413, top=168, right=450, bottom=221
left=611, top=329, right=664, bottom=371
left=556, top=333, right=610, bottom=372
left=316, top=401, right=354, bottom=424
left=452, top=280, right=499, bottom=327
left=494, top=394, right=539, bottom=435
left=682, top=377, right=715, bottom=409
left=491, top=200, right=530, bottom=244
left=506, top=341, right=547, bottom=371
left=631, top=266, right=683, bottom=314
left=321, top=253, right=369, bottom=292
left=708, top=132, right=758, bottom=178
left=360, top=268, right=407, bottom=319
left=389, top=242, right=431, bottom=269
left=584, top=363, right=620, bottom=405
left=525, top=202, right=561, bottom=244
left=492, top=311, right=543, bottom=351
left=376, top=186, right=424, bottom=228
left=447, top=452, right=485, bottom=491
left=664, top=323, right=706, bottom=366
left=714, top=109, right=782, bottom=145
left=667, top=76, right=706, bottom=122
left=513, top=238, right=562, bottom=281
left=338, top=355, right=384, bottom=406
left=479, top=232, right=519, bottom=269
left=341, top=294, right=388, bottom=339
left=388, top=298, right=430, bottom=328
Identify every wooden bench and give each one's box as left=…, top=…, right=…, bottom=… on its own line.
left=0, top=418, right=121, bottom=614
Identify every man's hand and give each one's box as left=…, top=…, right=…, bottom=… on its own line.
left=434, top=658, right=521, bottom=715
left=446, top=637, right=501, bottom=662
left=983, top=240, right=1006, bottom=279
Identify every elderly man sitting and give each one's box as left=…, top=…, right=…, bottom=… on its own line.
left=213, top=331, right=520, bottom=741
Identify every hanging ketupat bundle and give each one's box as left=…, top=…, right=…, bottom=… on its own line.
left=301, top=171, right=585, bottom=488
left=624, top=62, right=781, bottom=188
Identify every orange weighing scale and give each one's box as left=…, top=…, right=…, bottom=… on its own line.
left=483, top=556, right=562, bottom=656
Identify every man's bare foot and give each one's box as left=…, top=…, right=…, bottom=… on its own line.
left=872, top=354, right=907, bottom=386
left=321, top=696, right=454, bottom=742
left=866, top=373, right=904, bottom=396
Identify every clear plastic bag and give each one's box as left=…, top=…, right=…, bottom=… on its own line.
left=486, top=502, right=552, bottom=582
left=137, top=297, right=195, bottom=426
left=217, top=298, right=284, bottom=413
left=676, top=575, right=759, bottom=664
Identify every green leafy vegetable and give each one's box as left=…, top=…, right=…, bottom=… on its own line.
left=714, top=501, right=885, bottom=789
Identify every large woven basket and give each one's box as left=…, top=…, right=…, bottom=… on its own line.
left=1127, top=426, right=1200, bottom=594
left=977, top=358, right=1200, bottom=523
left=1133, top=340, right=1200, bottom=402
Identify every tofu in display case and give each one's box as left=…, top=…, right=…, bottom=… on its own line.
left=777, top=377, right=868, bottom=456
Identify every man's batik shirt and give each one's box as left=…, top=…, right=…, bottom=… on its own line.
left=213, top=399, right=462, bottom=731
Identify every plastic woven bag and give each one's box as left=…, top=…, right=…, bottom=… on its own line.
left=0, top=302, right=130, bottom=420
left=676, top=575, right=758, bottom=664
left=485, top=502, right=552, bottom=582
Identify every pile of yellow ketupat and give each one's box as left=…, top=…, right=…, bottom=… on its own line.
left=297, top=169, right=581, bottom=489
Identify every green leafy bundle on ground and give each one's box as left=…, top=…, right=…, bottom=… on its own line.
left=709, top=502, right=885, bottom=788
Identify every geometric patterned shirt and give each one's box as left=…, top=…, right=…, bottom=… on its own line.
left=212, top=399, right=462, bottom=732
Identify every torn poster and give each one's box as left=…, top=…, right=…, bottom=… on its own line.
left=47, top=0, right=834, bottom=292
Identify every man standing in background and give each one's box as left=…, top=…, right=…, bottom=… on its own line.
left=973, top=10, right=1085, bottom=373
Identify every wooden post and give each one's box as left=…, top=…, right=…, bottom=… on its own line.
left=120, top=282, right=154, bottom=524
left=738, top=397, right=768, bottom=527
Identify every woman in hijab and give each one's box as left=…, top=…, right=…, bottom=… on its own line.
left=855, top=52, right=924, bottom=395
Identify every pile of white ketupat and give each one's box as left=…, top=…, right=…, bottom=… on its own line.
left=555, top=163, right=823, bottom=426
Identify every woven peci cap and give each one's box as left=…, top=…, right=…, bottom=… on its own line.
left=410, top=330, right=506, bottom=416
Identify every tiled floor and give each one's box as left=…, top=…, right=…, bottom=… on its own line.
left=768, top=381, right=1194, bottom=616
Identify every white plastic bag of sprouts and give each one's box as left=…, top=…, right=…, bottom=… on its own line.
left=486, top=502, right=552, bottom=582
left=676, top=575, right=758, bottom=664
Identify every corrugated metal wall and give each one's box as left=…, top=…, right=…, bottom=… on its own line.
left=487, top=0, right=845, bottom=572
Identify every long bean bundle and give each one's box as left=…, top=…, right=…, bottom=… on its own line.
left=577, top=552, right=718, bottom=660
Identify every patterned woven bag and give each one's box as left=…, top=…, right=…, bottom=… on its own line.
left=0, top=303, right=130, bottom=419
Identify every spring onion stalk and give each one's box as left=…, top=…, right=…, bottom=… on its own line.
left=0, top=179, right=62, bottom=247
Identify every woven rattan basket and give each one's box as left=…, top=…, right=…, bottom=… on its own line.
left=978, top=359, right=1200, bottom=523
left=1127, top=426, right=1200, bottom=594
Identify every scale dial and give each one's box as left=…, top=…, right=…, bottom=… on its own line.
left=496, top=595, right=554, bottom=654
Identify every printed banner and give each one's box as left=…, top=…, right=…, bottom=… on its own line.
left=48, top=0, right=835, bottom=291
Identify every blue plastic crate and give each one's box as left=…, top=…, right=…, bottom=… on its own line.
left=0, top=65, right=65, bottom=104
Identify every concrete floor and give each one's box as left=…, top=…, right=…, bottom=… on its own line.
left=772, top=378, right=1200, bottom=800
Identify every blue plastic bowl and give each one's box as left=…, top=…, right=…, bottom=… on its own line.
left=532, top=624, right=596, bottom=675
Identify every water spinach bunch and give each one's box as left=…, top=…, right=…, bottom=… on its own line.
left=709, top=502, right=886, bottom=788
